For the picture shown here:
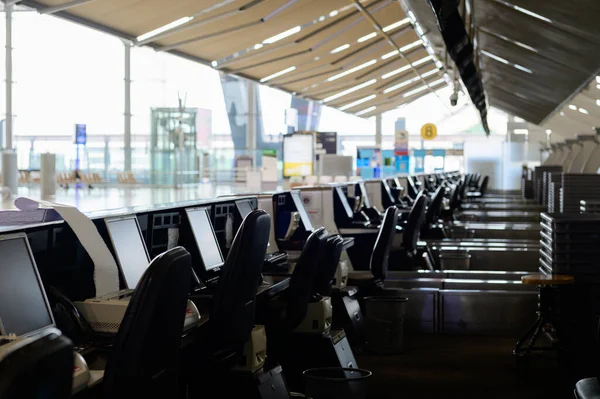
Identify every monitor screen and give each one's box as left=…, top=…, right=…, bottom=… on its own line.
left=236, top=200, right=254, bottom=221
left=290, top=191, right=314, bottom=231
left=186, top=207, right=224, bottom=271
left=0, top=236, right=54, bottom=336
left=106, top=216, right=150, bottom=289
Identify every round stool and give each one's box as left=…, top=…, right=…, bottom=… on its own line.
left=513, top=273, right=574, bottom=362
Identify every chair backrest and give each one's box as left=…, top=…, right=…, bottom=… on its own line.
left=425, top=185, right=445, bottom=226
left=370, top=206, right=399, bottom=282
left=403, top=193, right=427, bottom=252
left=286, top=227, right=328, bottom=330
left=479, top=176, right=489, bottom=195
left=406, top=176, right=419, bottom=199
left=211, top=210, right=271, bottom=352
left=0, top=329, right=73, bottom=399
left=311, top=235, right=344, bottom=297
left=103, top=247, right=192, bottom=399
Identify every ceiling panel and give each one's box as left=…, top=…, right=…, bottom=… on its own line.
left=22, top=0, right=448, bottom=118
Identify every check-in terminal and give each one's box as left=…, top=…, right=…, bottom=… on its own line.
left=3, top=169, right=600, bottom=398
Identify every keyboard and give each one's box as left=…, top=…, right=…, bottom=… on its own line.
left=265, top=252, right=288, bottom=265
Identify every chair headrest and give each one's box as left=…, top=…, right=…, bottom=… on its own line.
left=370, top=206, right=398, bottom=281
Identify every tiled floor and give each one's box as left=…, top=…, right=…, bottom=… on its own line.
left=1, top=184, right=245, bottom=212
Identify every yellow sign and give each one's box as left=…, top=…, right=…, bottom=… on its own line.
left=421, top=123, right=438, bottom=140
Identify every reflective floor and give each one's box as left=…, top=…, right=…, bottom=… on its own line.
left=1, top=184, right=245, bottom=212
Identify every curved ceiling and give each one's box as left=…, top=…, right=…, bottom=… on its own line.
left=405, top=0, right=600, bottom=126
left=18, top=0, right=451, bottom=118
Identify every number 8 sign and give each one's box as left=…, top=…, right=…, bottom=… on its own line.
left=420, top=123, right=438, bottom=140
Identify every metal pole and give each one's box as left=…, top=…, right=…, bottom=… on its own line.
left=247, top=80, right=256, bottom=166
left=375, top=113, right=382, bottom=149
left=5, top=3, right=13, bottom=150
left=123, top=41, right=132, bottom=172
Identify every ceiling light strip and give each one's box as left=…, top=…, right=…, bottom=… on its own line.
left=356, top=106, right=376, bottom=116
left=157, top=20, right=261, bottom=52
left=327, top=59, right=377, bottom=81
left=136, top=0, right=262, bottom=45
left=339, top=94, right=377, bottom=111
left=260, top=66, right=297, bottom=83
left=323, top=79, right=377, bottom=103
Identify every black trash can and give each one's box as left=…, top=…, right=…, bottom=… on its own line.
left=364, top=296, right=408, bottom=354
left=303, top=367, right=372, bottom=399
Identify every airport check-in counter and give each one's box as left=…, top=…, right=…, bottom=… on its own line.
left=0, top=196, right=294, bottom=396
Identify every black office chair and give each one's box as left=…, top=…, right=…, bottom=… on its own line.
left=103, top=247, right=192, bottom=399
left=0, top=329, right=73, bottom=399
left=402, top=193, right=427, bottom=255
left=406, top=176, right=420, bottom=200
left=575, top=378, right=600, bottom=398
left=311, top=235, right=345, bottom=298
left=421, top=185, right=447, bottom=239
left=285, top=227, right=329, bottom=331
left=208, top=209, right=271, bottom=366
left=347, top=206, right=398, bottom=292
left=467, top=176, right=489, bottom=199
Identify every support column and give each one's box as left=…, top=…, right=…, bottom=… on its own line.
left=375, top=113, right=382, bottom=148
left=5, top=3, right=13, bottom=150
left=123, top=41, right=132, bottom=172
left=246, top=80, right=256, bottom=165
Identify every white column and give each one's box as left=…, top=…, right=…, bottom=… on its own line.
left=375, top=113, right=382, bottom=148
left=246, top=80, right=256, bottom=165
left=123, top=41, right=132, bottom=171
left=5, top=4, right=13, bottom=150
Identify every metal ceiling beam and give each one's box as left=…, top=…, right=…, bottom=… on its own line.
left=136, top=0, right=252, bottom=46
left=40, top=0, right=99, bottom=14
left=350, top=0, right=445, bottom=104
left=4, top=0, right=23, bottom=5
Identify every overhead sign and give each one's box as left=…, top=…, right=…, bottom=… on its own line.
left=74, top=124, right=87, bottom=145
left=394, top=118, right=409, bottom=156
left=283, top=133, right=314, bottom=177
left=421, top=123, right=438, bottom=140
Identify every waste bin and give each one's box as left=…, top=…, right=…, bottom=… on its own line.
left=364, top=296, right=408, bottom=354
left=439, top=251, right=471, bottom=270
left=303, top=367, right=372, bottom=399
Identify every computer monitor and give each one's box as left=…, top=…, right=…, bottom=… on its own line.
left=235, top=199, right=254, bottom=221
left=0, top=234, right=55, bottom=337
left=105, top=215, right=150, bottom=289
left=185, top=207, right=224, bottom=272
left=290, top=190, right=314, bottom=232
